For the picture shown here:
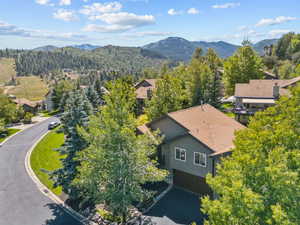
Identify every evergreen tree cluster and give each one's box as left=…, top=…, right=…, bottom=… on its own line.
left=51, top=89, right=93, bottom=198
left=0, top=46, right=166, bottom=78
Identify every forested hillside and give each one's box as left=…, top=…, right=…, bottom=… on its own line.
left=143, top=37, right=277, bottom=61
left=0, top=46, right=167, bottom=77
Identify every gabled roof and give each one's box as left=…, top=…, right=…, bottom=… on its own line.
left=135, top=79, right=158, bottom=99
left=139, top=105, right=245, bottom=155
left=166, top=105, right=245, bottom=155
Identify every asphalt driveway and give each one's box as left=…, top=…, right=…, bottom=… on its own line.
left=0, top=117, right=82, bottom=225
left=145, top=188, right=205, bottom=225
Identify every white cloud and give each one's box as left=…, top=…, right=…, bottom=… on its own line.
left=212, top=2, right=240, bottom=9
left=80, top=2, right=122, bottom=17
left=91, top=12, right=154, bottom=25
left=168, top=9, right=182, bottom=16
left=0, top=20, right=87, bottom=41
left=83, top=12, right=155, bottom=33
left=83, top=24, right=133, bottom=33
left=187, top=8, right=199, bottom=15
left=59, top=0, right=71, bottom=6
left=35, top=0, right=50, bottom=5
left=269, top=29, right=291, bottom=37
left=256, top=16, right=297, bottom=27
left=237, top=25, right=248, bottom=31
left=131, top=31, right=173, bottom=37
left=53, top=9, right=77, bottom=21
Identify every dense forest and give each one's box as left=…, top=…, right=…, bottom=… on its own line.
left=0, top=46, right=167, bottom=77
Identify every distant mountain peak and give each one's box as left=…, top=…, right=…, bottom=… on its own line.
left=33, top=45, right=58, bottom=52
left=69, top=44, right=101, bottom=50
left=143, top=37, right=278, bottom=61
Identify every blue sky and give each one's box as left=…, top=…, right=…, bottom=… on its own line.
left=0, top=0, right=299, bottom=49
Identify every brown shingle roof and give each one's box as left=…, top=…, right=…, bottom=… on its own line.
left=13, top=98, right=42, bottom=108
left=167, top=105, right=245, bottom=154
left=235, top=77, right=300, bottom=98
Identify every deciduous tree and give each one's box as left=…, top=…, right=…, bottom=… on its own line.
left=223, top=46, right=263, bottom=96
left=201, top=85, right=300, bottom=225
left=74, top=80, right=167, bottom=221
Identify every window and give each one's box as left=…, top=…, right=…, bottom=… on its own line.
left=194, top=152, right=207, bottom=167
left=175, top=147, right=186, bottom=161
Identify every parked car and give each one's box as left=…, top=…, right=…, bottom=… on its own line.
left=48, top=122, right=60, bottom=130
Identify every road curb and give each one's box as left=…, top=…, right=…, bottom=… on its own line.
left=143, top=184, right=173, bottom=214
left=24, top=126, right=95, bottom=225
left=1, top=118, right=50, bottom=146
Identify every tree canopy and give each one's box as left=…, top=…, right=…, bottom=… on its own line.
left=223, top=46, right=263, bottom=96
left=202, top=85, right=300, bottom=225
left=73, top=79, right=167, bottom=221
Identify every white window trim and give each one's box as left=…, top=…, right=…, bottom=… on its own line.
left=175, top=147, right=186, bottom=162
left=194, top=152, right=207, bottom=167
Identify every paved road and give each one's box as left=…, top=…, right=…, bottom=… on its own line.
left=145, top=188, right=205, bottom=225
left=0, top=117, right=82, bottom=225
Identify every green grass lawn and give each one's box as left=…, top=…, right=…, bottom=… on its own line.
left=7, top=76, right=48, bottom=101
left=30, top=128, right=64, bottom=195
left=40, top=110, right=59, bottom=117
left=0, top=128, right=21, bottom=143
left=0, top=58, right=16, bottom=85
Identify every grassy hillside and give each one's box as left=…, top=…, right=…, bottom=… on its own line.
left=0, top=58, right=16, bottom=84
left=7, top=76, right=48, bottom=101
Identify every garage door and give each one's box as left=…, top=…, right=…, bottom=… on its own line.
left=173, top=169, right=213, bottom=196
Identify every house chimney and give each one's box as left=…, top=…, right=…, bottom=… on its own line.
left=147, top=89, right=153, bottom=99
left=273, top=83, right=280, bottom=99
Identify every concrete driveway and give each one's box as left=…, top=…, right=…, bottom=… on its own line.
left=145, top=188, right=206, bottom=225
left=0, top=117, right=82, bottom=225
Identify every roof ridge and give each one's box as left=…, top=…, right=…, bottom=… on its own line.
left=168, top=104, right=212, bottom=116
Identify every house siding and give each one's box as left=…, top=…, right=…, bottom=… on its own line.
left=150, top=117, right=187, bottom=142
left=162, top=135, right=213, bottom=178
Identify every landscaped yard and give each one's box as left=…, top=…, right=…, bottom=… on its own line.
left=30, top=127, right=64, bottom=195
left=7, top=76, right=48, bottom=101
left=0, top=58, right=16, bottom=85
left=0, top=128, right=21, bottom=143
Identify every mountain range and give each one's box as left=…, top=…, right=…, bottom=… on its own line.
left=33, top=37, right=278, bottom=61
left=143, top=37, right=278, bottom=61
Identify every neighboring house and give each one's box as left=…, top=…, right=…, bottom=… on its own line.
left=135, top=79, right=157, bottom=114
left=13, top=98, right=42, bottom=114
left=234, top=76, right=300, bottom=124
left=138, top=104, right=245, bottom=196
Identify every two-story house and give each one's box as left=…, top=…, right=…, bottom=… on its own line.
left=135, top=79, right=157, bottom=114
left=234, top=76, right=300, bottom=124
left=138, top=104, right=245, bottom=196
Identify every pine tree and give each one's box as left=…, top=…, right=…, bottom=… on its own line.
left=51, top=89, right=93, bottom=197
left=85, top=85, right=101, bottom=109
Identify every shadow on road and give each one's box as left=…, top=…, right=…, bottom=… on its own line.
left=43, top=203, right=82, bottom=225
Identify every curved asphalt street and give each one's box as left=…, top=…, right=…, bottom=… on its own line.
left=0, top=117, right=82, bottom=225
